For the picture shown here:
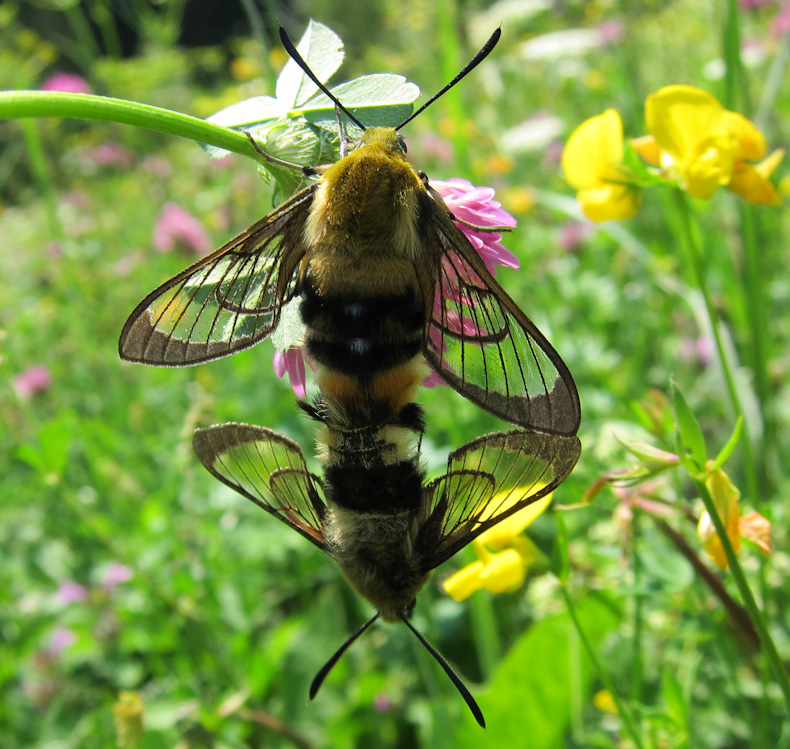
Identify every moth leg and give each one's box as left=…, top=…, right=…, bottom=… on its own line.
left=243, top=130, right=319, bottom=177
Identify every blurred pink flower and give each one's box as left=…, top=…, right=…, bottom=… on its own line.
left=679, top=336, right=715, bottom=368
left=597, top=20, right=625, bottom=45
left=542, top=139, right=565, bottom=169
left=57, top=581, right=89, bottom=605
left=738, top=0, right=772, bottom=9
left=102, top=563, right=132, bottom=591
left=273, top=347, right=313, bottom=398
left=141, top=155, right=174, bottom=179
left=91, top=142, right=135, bottom=168
left=13, top=365, right=52, bottom=397
left=431, top=178, right=519, bottom=275
left=415, top=131, right=455, bottom=164
left=49, top=627, right=76, bottom=655
left=772, top=3, right=790, bottom=36
left=40, top=73, right=91, bottom=94
left=374, top=693, right=391, bottom=712
left=153, top=203, right=211, bottom=254
left=558, top=221, right=595, bottom=251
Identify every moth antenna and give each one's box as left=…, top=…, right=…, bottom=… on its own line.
left=279, top=26, right=367, bottom=132
left=309, top=613, right=380, bottom=699
left=396, top=28, right=501, bottom=131
left=400, top=615, right=486, bottom=728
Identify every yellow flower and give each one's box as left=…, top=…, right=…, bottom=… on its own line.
left=697, top=467, right=741, bottom=570
left=593, top=689, right=619, bottom=716
left=562, top=109, right=641, bottom=222
left=442, top=493, right=551, bottom=601
left=643, top=85, right=784, bottom=203
left=696, top=465, right=773, bottom=571
left=727, top=146, right=785, bottom=206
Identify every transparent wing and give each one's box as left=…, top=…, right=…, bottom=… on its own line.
left=119, top=186, right=316, bottom=366
left=423, top=190, right=580, bottom=435
left=193, top=422, right=328, bottom=550
left=420, top=429, right=581, bottom=569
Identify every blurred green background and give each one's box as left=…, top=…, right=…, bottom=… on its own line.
left=2, top=1, right=789, bottom=747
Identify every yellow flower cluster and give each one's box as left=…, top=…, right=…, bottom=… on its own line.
left=563, top=85, right=784, bottom=222
left=442, top=493, right=552, bottom=601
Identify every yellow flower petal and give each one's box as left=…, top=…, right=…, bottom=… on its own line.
left=698, top=511, right=729, bottom=570
left=682, top=136, right=735, bottom=199
left=479, top=494, right=552, bottom=548
left=739, top=511, right=772, bottom=556
left=442, top=561, right=486, bottom=601
left=698, top=467, right=742, bottom=569
left=646, top=85, right=727, bottom=162
left=723, top=111, right=767, bottom=161
left=755, top=148, right=785, bottom=179
left=594, top=689, right=619, bottom=715
left=577, top=182, right=641, bottom=222
left=563, top=109, right=625, bottom=189
left=728, top=162, right=782, bottom=205
left=631, top=135, right=661, bottom=165
left=645, top=85, right=734, bottom=199
left=563, top=109, right=640, bottom=221
left=479, top=548, right=526, bottom=593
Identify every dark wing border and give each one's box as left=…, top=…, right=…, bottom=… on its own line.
left=119, top=185, right=316, bottom=366
left=421, top=185, right=581, bottom=435
left=193, top=422, right=329, bottom=551
left=419, top=428, right=581, bottom=570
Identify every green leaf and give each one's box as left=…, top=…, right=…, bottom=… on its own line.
left=670, top=380, right=707, bottom=475
left=551, top=509, right=571, bottom=585
left=271, top=297, right=307, bottom=352
left=15, top=416, right=73, bottom=481
left=300, top=74, right=419, bottom=130
left=449, top=593, right=621, bottom=746
left=247, top=119, right=333, bottom=201
left=276, top=21, right=345, bottom=109
left=709, top=416, right=743, bottom=473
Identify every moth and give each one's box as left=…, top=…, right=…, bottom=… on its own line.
left=193, top=420, right=581, bottom=726
left=119, top=27, right=581, bottom=438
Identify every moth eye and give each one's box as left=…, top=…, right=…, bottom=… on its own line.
left=397, top=135, right=407, bottom=154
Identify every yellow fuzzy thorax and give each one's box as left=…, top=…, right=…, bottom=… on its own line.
left=304, top=127, right=424, bottom=248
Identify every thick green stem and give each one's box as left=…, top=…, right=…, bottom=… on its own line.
left=0, top=91, right=264, bottom=161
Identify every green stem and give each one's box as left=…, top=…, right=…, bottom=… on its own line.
left=672, top=190, right=760, bottom=504
left=239, top=0, right=276, bottom=82
left=559, top=585, right=644, bottom=749
left=91, top=0, right=124, bottom=58
left=19, top=119, right=62, bottom=239
left=65, top=4, right=102, bottom=63
left=0, top=91, right=264, bottom=162
left=435, top=0, right=470, bottom=170
left=693, top=476, right=790, bottom=711
left=739, top=202, right=769, bottom=492
left=630, top=514, right=644, bottom=702
left=722, top=0, right=751, bottom=111
left=755, top=32, right=790, bottom=130
left=467, top=576, right=502, bottom=679
left=555, top=513, right=643, bottom=748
